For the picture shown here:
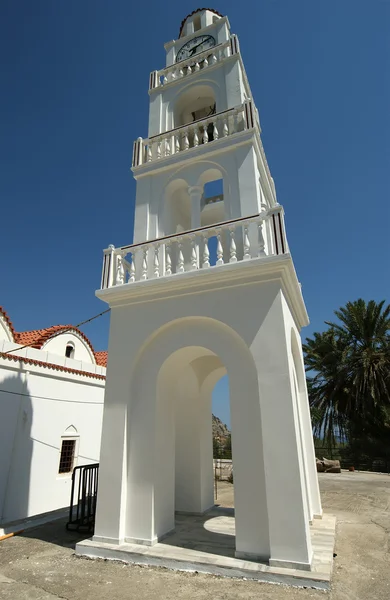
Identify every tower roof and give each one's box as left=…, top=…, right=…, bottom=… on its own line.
left=178, top=8, right=224, bottom=38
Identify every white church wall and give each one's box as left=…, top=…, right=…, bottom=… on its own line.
left=0, top=358, right=105, bottom=525
left=42, top=331, right=95, bottom=364
left=0, top=319, right=13, bottom=342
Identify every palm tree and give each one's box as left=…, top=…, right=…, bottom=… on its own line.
left=304, top=299, right=390, bottom=445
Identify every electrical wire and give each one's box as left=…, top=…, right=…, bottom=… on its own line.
left=0, top=388, right=104, bottom=405
left=1, top=308, right=111, bottom=355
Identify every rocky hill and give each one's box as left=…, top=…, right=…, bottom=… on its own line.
left=212, top=414, right=230, bottom=441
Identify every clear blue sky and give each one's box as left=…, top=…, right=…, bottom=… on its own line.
left=1, top=1, right=389, bottom=428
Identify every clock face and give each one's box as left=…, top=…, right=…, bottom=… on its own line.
left=176, top=35, right=216, bottom=63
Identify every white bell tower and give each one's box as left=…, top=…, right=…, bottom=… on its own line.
left=88, top=9, right=323, bottom=573
left=132, top=8, right=276, bottom=255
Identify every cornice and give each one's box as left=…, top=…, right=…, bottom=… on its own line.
left=96, top=254, right=309, bottom=329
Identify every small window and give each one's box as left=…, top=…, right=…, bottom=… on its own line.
left=65, top=343, right=75, bottom=359
left=58, top=439, right=76, bottom=474
left=193, top=14, right=201, bottom=31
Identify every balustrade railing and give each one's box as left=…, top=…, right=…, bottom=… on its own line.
left=133, top=100, right=255, bottom=167
left=149, top=35, right=240, bottom=90
left=100, top=207, right=288, bottom=290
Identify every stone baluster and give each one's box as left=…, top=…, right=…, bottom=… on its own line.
left=175, top=134, right=181, bottom=153
left=141, top=247, right=148, bottom=280
left=147, top=144, right=152, bottom=162
left=203, top=57, right=209, bottom=68
left=186, top=65, right=192, bottom=75
left=129, top=253, right=136, bottom=282
left=258, top=220, right=266, bottom=256
left=243, top=225, right=251, bottom=260
left=203, top=123, right=209, bottom=144
left=165, top=136, right=171, bottom=156
left=194, top=62, right=200, bottom=72
left=202, top=234, right=210, bottom=268
left=177, top=239, right=184, bottom=273
left=216, top=231, right=224, bottom=266
left=153, top=245, right=160, bottom=277
left=179, top=68, right=184, bottom=77
left=193, top=125, right=199, bottom=147
left=190, top=236, right=198, bottom=270
left=229, top=228, right=237, bottom=263
left=162, top=75, right=168, bottom=85
left=165, top=243, right=172, bottom=275
left=156, top=140, right=162, bottom=159
left=116, top=255, right=125, bottom=285
left=213, top=120, right=219, bottom=140
left=171, top=68, right=176, bottom=80
left=211, top=53, right=217, bottom=64
left=183, top=129, right=190, bottom=150
left=223, top=118, right=229, bottom=137
left=233, top=111, right=238, bottom=133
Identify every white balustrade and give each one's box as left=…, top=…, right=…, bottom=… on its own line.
left=100, top=207, right=288, bottom=290
left=151, top=40, right=232, bottom=90
left=133, top=103, right=248, bottom=167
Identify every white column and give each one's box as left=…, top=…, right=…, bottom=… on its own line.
left=188, top=185, right=203, bottom=230
left=174, top=365, right=214, bottom=514
left=93, top=313, right=129, bottom=545
left=252, top=290, right=313, bottom=569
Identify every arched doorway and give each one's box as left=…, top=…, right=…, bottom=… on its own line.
left=125, top=317, right=270, bottom=560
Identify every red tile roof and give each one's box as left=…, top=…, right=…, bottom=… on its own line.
left=0, top=351, right=106, bottom=380
left=15, top=325, right=96, bottom=356
left=0, top=306, right=16, bottom=342
left=178, top=8, right=224, bottom=37
left=1, top=306, right=109, bottom=373
left=95, top=351, right=108, bottom=367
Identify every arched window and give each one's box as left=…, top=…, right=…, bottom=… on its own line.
left=65, top=342, right=75, bottom=359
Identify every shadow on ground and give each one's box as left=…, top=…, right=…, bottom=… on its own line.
left=20, top=517, right=89, bottom=550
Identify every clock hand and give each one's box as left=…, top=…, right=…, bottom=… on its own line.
left=189, top=41, right=207, bottom=56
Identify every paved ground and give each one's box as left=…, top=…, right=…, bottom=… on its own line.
left=0, top=472, right=389, bottom=599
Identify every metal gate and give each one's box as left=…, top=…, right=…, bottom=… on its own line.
left=66, top=463, right=99, bottom=532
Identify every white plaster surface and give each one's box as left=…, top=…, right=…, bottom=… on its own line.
left=0, top=339, right=105, bottom=524
left=94, top=255, right=321, bottom=569
left=94, top=8, right=322, bottom=573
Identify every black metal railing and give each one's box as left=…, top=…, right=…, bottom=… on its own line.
left=66, top=463, right=99, bottom=532
left=315, top=447, right=390, bottom=473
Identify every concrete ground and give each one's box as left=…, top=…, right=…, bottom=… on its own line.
left=0, top=472, right=389, bottom=599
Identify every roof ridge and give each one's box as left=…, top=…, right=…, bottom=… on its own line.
left=0, top=306, right=17, bottom=342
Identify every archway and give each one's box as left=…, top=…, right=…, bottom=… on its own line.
left=174, top=84, right=217, bottom=128
left=125, top=317, right=270, bottom=559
